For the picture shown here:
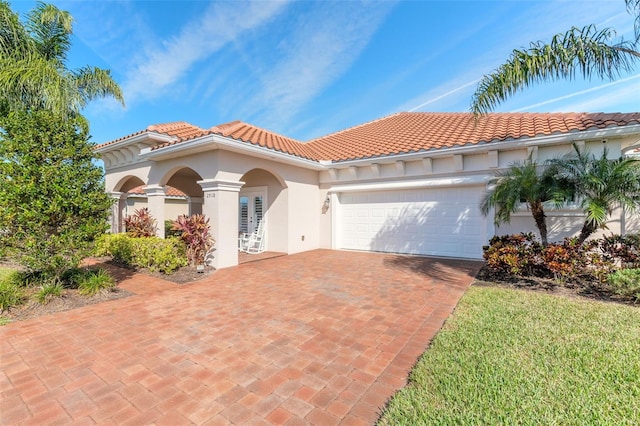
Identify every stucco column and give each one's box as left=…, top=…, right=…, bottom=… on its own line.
left=143, top=185, right=166, bottom=238
left=198, top=179, right=244, bottom=269
left=189, top=196, right=204, bottom=216
left=108, top=192, right=127, bottom=233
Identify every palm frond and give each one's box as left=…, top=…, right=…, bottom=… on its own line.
left=626, top=0, right=640, bottom=42
left=26, top=2, right=72, bottom=63
left=471, top=24, right=639, bottom=115
left=73, top=67, right=125, bottom=107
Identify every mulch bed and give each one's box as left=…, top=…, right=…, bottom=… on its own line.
left=474, top=265, right=637, bottom=306
left=1, top=260, right=215, bottom=323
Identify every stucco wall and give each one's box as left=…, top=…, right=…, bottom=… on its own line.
left=318, top=135, right=640, bottom=248
left=125, top=197, right=189, bottom=222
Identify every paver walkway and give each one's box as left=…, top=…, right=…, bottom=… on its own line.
left=0, top=249, right=482, bottom=425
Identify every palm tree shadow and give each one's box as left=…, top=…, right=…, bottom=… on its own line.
left=384, top=255, right=484, bottom=287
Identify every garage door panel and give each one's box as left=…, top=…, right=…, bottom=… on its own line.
left=338, top=187, right=486, bottom=259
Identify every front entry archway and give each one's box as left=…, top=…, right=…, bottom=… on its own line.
left=239, top=186, right=266, bottom=236
left=239, top=169, right=288, bottom=254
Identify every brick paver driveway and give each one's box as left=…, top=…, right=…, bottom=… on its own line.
left=1, top=249, right=482, bottom=425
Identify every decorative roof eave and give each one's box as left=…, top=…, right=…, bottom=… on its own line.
left=324, top=123, right=640, bottom=168
left=139, top=133, right=326, bottom=171
left=95, top=132, right=177, bottom=154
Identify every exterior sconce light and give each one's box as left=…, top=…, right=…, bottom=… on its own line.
left=323, top=196, right=331, bottom=209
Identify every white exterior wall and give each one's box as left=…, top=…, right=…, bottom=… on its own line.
left=125, top=197, right=189, bottom=222
left=101, top=127, right=640, bottom=266
left=318, top=134, right=640, bottom=249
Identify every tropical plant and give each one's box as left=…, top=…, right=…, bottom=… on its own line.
left=471, top=0, right=640, bottom=115
left=0, top=1, right=124, bottom=117
left=0, top=271, right=24, bottom=312
left=481, top=157, right=568, bottom=245
left=77, top=268, right=115, bottom=296
left=171, top=214, right=215, bottom=266
left=483, top=233, right=545, bottom=276
left=124, top=208, right=157, bottom=238
left=600, top=233, right=640, bottom=267
left=0, top=109, right=113, bottom=282
left=550, top=144, right=640, bottom=244
left=36, top=282, right=63, bottom=304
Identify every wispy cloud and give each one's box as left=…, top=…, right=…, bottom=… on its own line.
left=233, top=1, right=396, bottom=131
left=407, top=79, right=480, bottom=112
left=513, top=74, right=640, bottom=112
left=123, top=1, right=289, bottom=103
left=541, top=79, right=640, bottom=113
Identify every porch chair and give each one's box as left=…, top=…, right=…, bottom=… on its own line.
left=238, top=220, right=266, bottom=254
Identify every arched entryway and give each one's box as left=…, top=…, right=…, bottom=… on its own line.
left=109, top=176, right=146, bottom=233
left=144, top=167, right=205, bottom=237
left=239, top=168, right=288, bottom=253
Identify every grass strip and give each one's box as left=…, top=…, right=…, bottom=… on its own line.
left=378, top=286, right=640, bottom=425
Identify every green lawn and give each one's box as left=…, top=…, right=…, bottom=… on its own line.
left=378, top=286, right=640, bottom=425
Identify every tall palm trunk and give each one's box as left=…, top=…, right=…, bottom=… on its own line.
left=530, top=201, right=549, bottom=246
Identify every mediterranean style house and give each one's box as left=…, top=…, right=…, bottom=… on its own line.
left=96, top=112, right=640, bottom=269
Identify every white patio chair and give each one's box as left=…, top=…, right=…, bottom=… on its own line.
left=238, top=220, right=265, bottom=254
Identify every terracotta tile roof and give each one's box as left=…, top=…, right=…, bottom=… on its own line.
left=150, top=120, right=319, bottom=160
left=209, top=121, right=319, bottom=160
left=306, top=112, right=640, bottom=162
left=98, top=112, right=640, bottom=163
left=95, top=122, right=206, bottom=149
left=128, top=185, right=187, bottom=197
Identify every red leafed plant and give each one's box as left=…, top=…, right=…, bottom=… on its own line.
left=124, top=208, right=157, bottom=237
left=171, top=214, right=214, bottom=266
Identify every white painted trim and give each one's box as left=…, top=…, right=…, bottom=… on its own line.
left=140, top=134, right=326, bottom=170
left=331, top=192, right=340, bottom=250
left=95, top=132, right=175, bottom=154
left=328, top=175, right=491, bottom=193
left=198, top=179, right=245, bottom=193
left=143, top=184, right=166, bottom=196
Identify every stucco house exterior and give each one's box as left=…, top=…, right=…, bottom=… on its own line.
left=96, top=112, right=640, bottom=269
left=125, top=185, right=189, bottom=220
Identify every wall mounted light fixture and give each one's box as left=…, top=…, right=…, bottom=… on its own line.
left=323, top=196, right=331, bottom=209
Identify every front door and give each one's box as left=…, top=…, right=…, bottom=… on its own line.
left=239, top=188, right=266, bottom=235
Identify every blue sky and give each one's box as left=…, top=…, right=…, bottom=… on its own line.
left=11, top=0, right=640, bottom=144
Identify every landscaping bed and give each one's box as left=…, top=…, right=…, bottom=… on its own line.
left=1, top=286, right=131, bottom=323
left=0, top=259, right=214, bottom=324
left=474, top=264, right=636, bottom=305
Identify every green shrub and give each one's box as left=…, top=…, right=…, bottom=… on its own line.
left=0, top=270, right=25, bottom=311
left=0, top=281, right=24, bottom=311
left=94, top=234, right=187, bottom=274
left=0, top=110, right=112, bottom=282
left=607, top=269, right=640, bottom=301
left=78, top=268, right=115, bottom=296
left=94, top=233, right=134, bottom=264
left=36, top=282, right=63, bottom=304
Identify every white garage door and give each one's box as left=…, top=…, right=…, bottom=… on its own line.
left=338, top=186, right=487, bottom=259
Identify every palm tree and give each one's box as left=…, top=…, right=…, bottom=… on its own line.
left=0, top=1, right=124, bottom=117
left=481, top=158, right=568, bottom=246
left=471, top=0, right=640, bottom=115
left=551, top=144, right=640, bottom=244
